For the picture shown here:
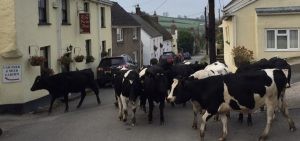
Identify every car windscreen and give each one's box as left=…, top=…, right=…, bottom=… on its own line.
left=100, top=57, right=125, bottom=67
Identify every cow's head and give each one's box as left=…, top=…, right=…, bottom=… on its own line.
left=31, top=76, right=47, bottom=91
left=167, top=78, right=190, bottom=104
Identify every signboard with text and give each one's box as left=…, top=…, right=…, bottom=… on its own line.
left=2, top=64, right=22, bottom=83
left=79, top=13, right=90, bottom=34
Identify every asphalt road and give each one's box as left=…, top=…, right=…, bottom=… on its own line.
left=291, top=64, right=300, bottom=83
left=0, top=87, right=300, bottom=141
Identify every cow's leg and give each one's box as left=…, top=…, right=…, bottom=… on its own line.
left=120, top=95, right=128, bottom=122
left=238, top=113, right=243, bottom=123
left=191, top=100, right=201, bottom=129
left=247, top=113, right=253, bottom=126
left=94, top=89, right=101, bottom=105
left=218, top=114, right=228, bottom=141
left=259, top=100, right=275, bottom=141
left=280, top=97, right=296, bottom=132
left=77, top=90, right=86, bottom=108
left=200, top=111, right=212, bottom=141
left=140, top=94, right=147, bottom=113
left=64, top=94, right=69, bottom=112
left=148, top=98, right=154, bottom=124
left=117, top=96, right=123, bottom=121
left=159, top=100, right=165, bottom=125
left=48, top=96, right=56, bottom=113
left=131, top=101, right=137, bottom=126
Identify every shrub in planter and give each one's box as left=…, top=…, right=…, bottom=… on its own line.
left=231, top=46, right=254, bottom=68
left=29, top=56, right=45, bottom=66
left=74, top=55, right=85, bottom=62
left=86, top=55, right=95, bottom=63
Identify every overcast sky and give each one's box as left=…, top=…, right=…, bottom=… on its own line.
left=111, top=0, right=231, bottom=18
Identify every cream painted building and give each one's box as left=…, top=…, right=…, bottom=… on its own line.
left=221, top=0, right=300, bottom=71
left=0, top=0, right=113, bottom=113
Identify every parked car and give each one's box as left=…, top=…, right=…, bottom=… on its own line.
left=159, top=51, right=176, bottom=65
left=97, top=55, right=137, bottom=87
left=183, top=52, right=192, bottom=60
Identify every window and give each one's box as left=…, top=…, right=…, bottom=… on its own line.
left=266, top=29, right=300, bottom=51
left=61, top=0, right=69, bottom=23
left=84, top=2, right=89, bottom=12
left=38, top=0, right=47, bottom=24
left=133, top=28, right=137, bottom=40
left=101, top=7, right=106, bottom=28
left=117, top=28, right=123, bottom=42
left=86, top=40, right=91, bottom=57
left=101, top=41, right=106, bottom=58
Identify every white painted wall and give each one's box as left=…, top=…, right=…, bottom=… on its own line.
left=0, top=0, right=112, bottom=105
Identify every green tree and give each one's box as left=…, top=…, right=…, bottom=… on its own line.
left=178, top=30, right=194, bottom=54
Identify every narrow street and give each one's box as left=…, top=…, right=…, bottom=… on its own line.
left=0, top=84, right=300, bottom=141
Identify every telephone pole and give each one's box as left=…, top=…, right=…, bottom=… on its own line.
left=208, top=0, right=216, bottom=63
left=204, top=7, right=208, bottom=55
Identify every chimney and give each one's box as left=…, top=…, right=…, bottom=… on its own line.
left=170, top=19, right=177, bottom=34
left=152, top=11, right=159, bottom=23
left=136, top=4, right=141, bottom=15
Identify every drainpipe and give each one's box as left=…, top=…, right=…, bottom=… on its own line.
left=56, top=0, right=62, bottom=71
left=97, top=2, right=101, bottom=60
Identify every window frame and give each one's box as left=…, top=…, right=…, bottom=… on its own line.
left=101, top=7, right=106, bottom=28
left=61, top=0, right=69, bottom=24
left=265, top=29, right=300, bottom=51
left=133, top=28, right=138, bottom=40
left=117, top=28, right=123, bottom=42
left=38, top=0, right=49, bottom=24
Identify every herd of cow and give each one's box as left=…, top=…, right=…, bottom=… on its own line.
left=30, top=57, right=296, bottom=141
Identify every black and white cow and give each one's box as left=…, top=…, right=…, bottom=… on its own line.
left=167, top=69, right=296, bottom=141
left=143, top=65, right=169, bottom=125
left=236, top=57, right=292, bottom=125
left=182, top=62, right=230, bottom=129
left=114, top=69, right=142, bottom=126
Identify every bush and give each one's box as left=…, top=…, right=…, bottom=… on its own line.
left=232, top=46, right=254, bottom=67
left=86, top=55, right=95, bottom=63
left=29, top=56, right=45, bottom=66
left=74, top=55, right=85, bottom=62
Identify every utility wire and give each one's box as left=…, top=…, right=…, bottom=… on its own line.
left=154, top=0, right=168, bottom=11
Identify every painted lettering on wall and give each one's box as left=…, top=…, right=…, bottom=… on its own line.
left=2, top=64, right=22, bottom=83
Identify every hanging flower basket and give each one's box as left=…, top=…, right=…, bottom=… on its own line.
left=58, top=54, right=73, bottom=66
left=74, top=55, right=85, bottom=62
left=86, top=55, right=95, bottom=63
left=29, top=56, right=45, bottom=66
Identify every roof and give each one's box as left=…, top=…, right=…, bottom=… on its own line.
left=139, top=14, right=173, bottom=41
left=256, top=6, right=300, bottom=15
left=131, top=14, right=162, bottom=38
left=111, top=2, right=140, bottom=27
left=223, top=0, right=257, bottom=16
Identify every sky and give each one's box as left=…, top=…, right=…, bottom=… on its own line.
left=111, top=0, right=232, bottom=18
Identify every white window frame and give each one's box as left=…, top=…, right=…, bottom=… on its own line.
left=117, top=28, right=123, bottom=42
left=265, top=29, right=300, bottom=51
left=133, top=28, right=137, bottom=40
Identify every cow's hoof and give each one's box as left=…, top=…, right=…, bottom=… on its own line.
left=98, top=101, right=101, bottom=105
left=258, top=136, right=267, bottom=141
left=290, top=126, right=296, bottom=132
left=123, top=118, right=127, bottom=122
left=64, top=110, right=69, bottom=113
left=192, top=124, right=198, bottom=129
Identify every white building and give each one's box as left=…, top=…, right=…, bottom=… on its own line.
left=0, top=0, right=113, bottom=113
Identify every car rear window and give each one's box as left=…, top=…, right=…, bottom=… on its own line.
left=100, top=57, right=125, bottom=67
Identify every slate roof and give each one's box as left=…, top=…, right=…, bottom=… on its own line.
left=139, top=13, right=173, bottom=41
left=131, top=14, right=162, bottom=38
left=111, top=2, right=140, bottom=27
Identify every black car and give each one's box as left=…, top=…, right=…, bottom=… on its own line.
left=97, top=55, right=137, bottom=87
left=159, top=51, right=176, bottom=65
